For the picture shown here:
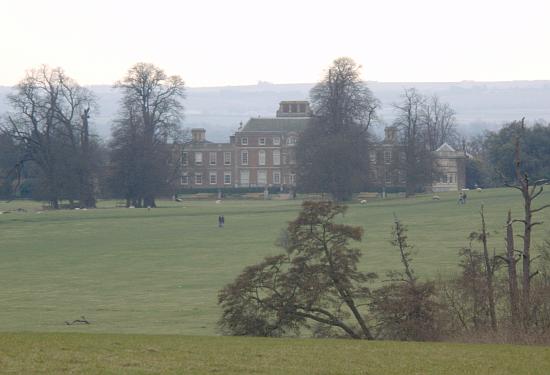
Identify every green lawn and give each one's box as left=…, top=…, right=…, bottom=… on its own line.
left=0, top=188, right=549, bottom=336
left=1, top=333, right=549, bottom=374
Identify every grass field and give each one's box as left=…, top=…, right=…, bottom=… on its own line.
left=1, top=333, right=549, bottom=374
left=0, top=188, right=549, bottom=336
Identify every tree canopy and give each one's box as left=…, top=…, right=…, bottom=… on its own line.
left=218, top=201, right=377, bottom=339
left=109, top=63, right=186, bottom=207
left=296, top=58, right=379, bottom=201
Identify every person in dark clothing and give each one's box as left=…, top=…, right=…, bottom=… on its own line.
left=218, top=215, right=223, bottom=228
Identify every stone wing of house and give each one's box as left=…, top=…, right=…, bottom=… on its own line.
left=432, top=143, right=467, bottom=192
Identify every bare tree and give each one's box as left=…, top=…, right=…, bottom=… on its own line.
left=503, top=209, right=521, bottom=325
left=111, top=63, right=185, bottom=207
left=78, top=107, right=96, bottom=207
left=0, top=132, right=22, bottom=198
left=310, top=57, right=378, bottom=133
left=2, top=66, right=96, bottom=208
left=389, top=215, right=416, bottom=284
left=478, top=205, right=497, bottom=331
left=504, top=119, right=550, bottom=326
left=369, top=216, right=439, bottom=341
left=393, top=88, right=433, bottom=196
left=297, top=57, right=379, bottom=201
left=421, top=95, right=458, bottom=151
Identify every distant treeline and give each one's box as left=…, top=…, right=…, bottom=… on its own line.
left=1, top=61, right=550, bottom=206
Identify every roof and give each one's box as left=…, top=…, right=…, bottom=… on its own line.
left=241, top=117, right=312, bottom=133
left=435, top=143, right=456, bottom=152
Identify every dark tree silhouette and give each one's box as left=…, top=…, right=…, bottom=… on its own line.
left=110, top=63, right=185, bottom=207
left=296, top=57, right=378, bottom=201
left=218, top=201, right=376, bottom=339
left=3, top=66, right=96, bottom=208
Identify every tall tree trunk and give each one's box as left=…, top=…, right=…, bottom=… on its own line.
left=480, top=205, right=497, bottom=331
left=505, top=209, right=521, bottom=326
left=512, top=130, right=533, bottom=328
left=79, top=108, right=96, bottom=208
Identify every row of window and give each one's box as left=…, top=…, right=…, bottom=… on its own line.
left=369, top=150, right=406, bottom=164
left=370, top=169, right=407, bottom=185
left=239, top=136, right=296, bottom=146
left=183, top=150, right=286, bottom=166
left=439, top=173, right=456, bottom=184
left=181, top=170, right=289, bottom=185
left=241, top=149, right=281, bottom=166
left=183, top=151, right=232, bottom=166
left=186, top=149, right=403, bottom=167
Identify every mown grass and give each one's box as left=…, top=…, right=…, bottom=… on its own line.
left=0, top=332, right=549, bottom=374
left=0, top=188, right=549, bottom=336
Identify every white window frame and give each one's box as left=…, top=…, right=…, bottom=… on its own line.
left=224, top=172, right=231, bottom=185
left=224, top=151, right=231, bottom=165
left=384, top=150, right=392, bottom=164
left=258, top=150, right=266, bottom=166
left=182, top=152, right=188, bottom=166
left=289, top=173, right=296, bottom=185
left=209, top=152, right=217, bottom=166
left=241, top=150, right=248, bottom=165
left=240, top=170, right=250, bottom=185
left=181, top=174, right=189, bottom=185
left=241, top=137, right=248, bottom=145
left=273, top=149, right=280, bottom=166
left=273, top=137, right=281, bottom=146
left=209, top=172, right=217, bottom=185
left=257, top=170, right=267, bottom=185
left=259, top=137, right=266, bottom=146
left=195, top=152, right=203, bottom=165
left=273, top=170, right=281, bottom=184
left=195, top=173, right=203, bottom=185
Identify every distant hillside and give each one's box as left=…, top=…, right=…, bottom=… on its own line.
left=2, top=81, right=549, bottom=142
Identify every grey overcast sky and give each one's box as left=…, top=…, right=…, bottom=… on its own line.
left=2, top=0, right=549, bottom=86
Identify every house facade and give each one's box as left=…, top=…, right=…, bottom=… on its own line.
left=432, top=143, right=467, bottom=192
left=181, top=101, right=310, bottom=190
left=180, top=101, right=467, bottom=192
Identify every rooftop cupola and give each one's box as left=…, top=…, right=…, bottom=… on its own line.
left=191, top=128, right=206, bottom=142
left=276, top=101, right=312, bottom=118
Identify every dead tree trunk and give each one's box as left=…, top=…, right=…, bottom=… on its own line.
left=506, top=119, right=550, bottom=328
left=480, top=205, right=497, bottom=331
left=505, top=209, right=521, bottom=325
left=79, top=108, right=96, bottom=208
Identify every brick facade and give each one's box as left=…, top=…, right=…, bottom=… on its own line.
left=180, top=101, right=467, bottom=192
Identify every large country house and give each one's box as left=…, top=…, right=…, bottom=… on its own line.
left=180, top=101, right=467, bottom=193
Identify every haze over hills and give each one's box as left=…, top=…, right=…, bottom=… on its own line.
left=1, top=81, right=549, bottom=143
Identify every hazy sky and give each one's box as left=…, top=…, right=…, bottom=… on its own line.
left=2, top=0, right=549, bottom=86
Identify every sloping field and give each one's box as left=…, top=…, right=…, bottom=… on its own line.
left=1, top=333, right=549, bottom=374
left=0, top=188, right=548, bottom=335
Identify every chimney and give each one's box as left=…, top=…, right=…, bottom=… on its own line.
left=384, top=126, right=397, bottom=143
left=191, top=128, right=206, bottom=142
